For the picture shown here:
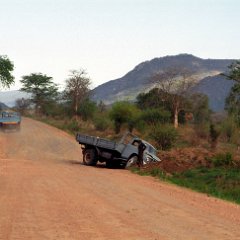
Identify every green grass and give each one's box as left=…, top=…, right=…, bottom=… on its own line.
left=170, top=167, right=240, bottom=204
left=132, top=167, right=240, bottom=204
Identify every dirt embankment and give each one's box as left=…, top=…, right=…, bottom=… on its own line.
left=152, top=147, right=215, bottom=174
left=0, top=117, right=240, bottom=240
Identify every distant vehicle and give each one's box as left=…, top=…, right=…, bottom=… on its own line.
left=76, top=132, right=160, bottom=168
left=0, top=111, right=21, bottom=130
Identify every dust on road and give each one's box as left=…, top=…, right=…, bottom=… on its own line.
left=0, top=118, right=239, bottom=240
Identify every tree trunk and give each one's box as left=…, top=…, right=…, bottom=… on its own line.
left=74, top=100, right=78, bottom=115
left=174, top=107, right=179, bottom=128
left=35, top=103, right=40, bottom=116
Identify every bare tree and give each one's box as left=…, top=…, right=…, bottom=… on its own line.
left=15, top=98, right=31, bottom=114
left=152, top=66, right=196, bottom=128
left=64, top=69, right=91, bottom=116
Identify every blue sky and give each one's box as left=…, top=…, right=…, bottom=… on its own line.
left=1, top=0, right=240, bottom=91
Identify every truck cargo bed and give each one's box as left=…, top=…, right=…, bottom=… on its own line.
left=76, top=133, right=117, bottom=150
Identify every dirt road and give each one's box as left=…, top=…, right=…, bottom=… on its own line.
left=0, top=118, right=239, bottom=240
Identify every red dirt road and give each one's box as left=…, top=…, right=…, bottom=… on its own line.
left=0, top=118, right=240, bottom=240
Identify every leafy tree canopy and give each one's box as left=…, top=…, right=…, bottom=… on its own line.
left=109, top=101, right=140, bottom=133
left=224, top=61, right=240, bottom=82
left=136, top=88, right=172, bottom=112
left=188, top=93, right=210, bottom=124
left=0, top=55, right=14, bottom=88
left=224, top=61, right=240, bottom=124
left=20, top=73, right=58, bottom=114
left=78, top=99, right=97, bottom=121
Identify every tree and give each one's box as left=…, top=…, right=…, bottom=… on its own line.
left=64, top=69, right=91, bottom=116
left=189, top=93, right=210, bottom=124
left=0, top=55, right=14, bottom=88
left=224, top=61, right=240, bottom=82
left=223, top=61, right=240, bottom=124
left=78, top=99, right=97, bottom=121
left=140, top=108, right=171, bottom=126
left=109, top=101, right=140, bottom=133
left=97, top=100, right=107, bottom=113
left=15, top=98, right=31, bottom=114
left=20, top=73, right=58, bottom=115
left=151, top=66, right=196, bottom=128
left=136, top=88, right=171, bottom=111
left=209, top=124, right=220, bottom=149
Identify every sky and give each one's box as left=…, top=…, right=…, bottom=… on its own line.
left=1, top=0, right=240, bottom=91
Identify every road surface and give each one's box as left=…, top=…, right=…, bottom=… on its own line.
left=0, top=118, right=239, bottom=240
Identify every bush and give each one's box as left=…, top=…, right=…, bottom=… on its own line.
left=135, top=120, right=147, bottom=133
left=209, top=124, right=221, bottom=149
left=189, top=93, right=210, bottom=124
left=150, top=124, right=178, bottom=150
left=194, top=123, right=209, bottom=139
left=221, top=117, right=239, bottom=143
left=109, top=101, right=140, bottom=133
left=211, top=152, right=233, bottom=167
left=66, top=119, right=81, bottom=132
left=78, top=99, right=97, bottom=121
left=140, top=108, right=171, bottom=126
left=93, top=116, right=110, bottom=131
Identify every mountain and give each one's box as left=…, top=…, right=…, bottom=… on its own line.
left=0, top=102, right=9, bottom=110
left=0, top=90, right=30, bottom=107
left=92, top=54, right=235, bottom=111
left=194, top=75, right=235, bottom=112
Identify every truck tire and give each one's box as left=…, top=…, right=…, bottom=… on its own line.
left=125, top=155, right=138, bottom=168
left=83, top=149, right=98, bottom=166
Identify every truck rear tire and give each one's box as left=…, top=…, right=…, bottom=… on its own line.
left=125, top=155, right=138, bottom=168
left=83, top=149, right=98, bottom=166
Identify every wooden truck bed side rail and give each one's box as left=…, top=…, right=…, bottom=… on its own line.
left=76, top=133, right=117, bottom=150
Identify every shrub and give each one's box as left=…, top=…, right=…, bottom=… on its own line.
left=211, top=152, right=233, bottom=167
left=66, top=119, right=80, bottom=132
left=221, top=117, right=238, bottom=143
left=41, top=101, right=66, bottom=117
left=209, top=124, right=220, bottom=149
left=78, top=99, right=97, bottom=121
left=135, top=120, right=147, bottom=133
left=189, top=93, right=210, bottom=124
left=109, top=101, right=140, bottom=133
left=93, top=116, right=110, bottom=131
left=150, top=124, right=178, bottom=150
left=140, top=108, right=171, bottom=126
left=194, top=123, right=209, bottom=139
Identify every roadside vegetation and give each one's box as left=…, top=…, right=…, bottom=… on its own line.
left=2, top=56, right=239, bottom=204
left=131, top=152, right=240, bottom=204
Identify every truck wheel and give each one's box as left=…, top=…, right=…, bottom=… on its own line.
left=125, top=155, right=138, bottom=168
left=83, top=149, right=97, bottom=166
